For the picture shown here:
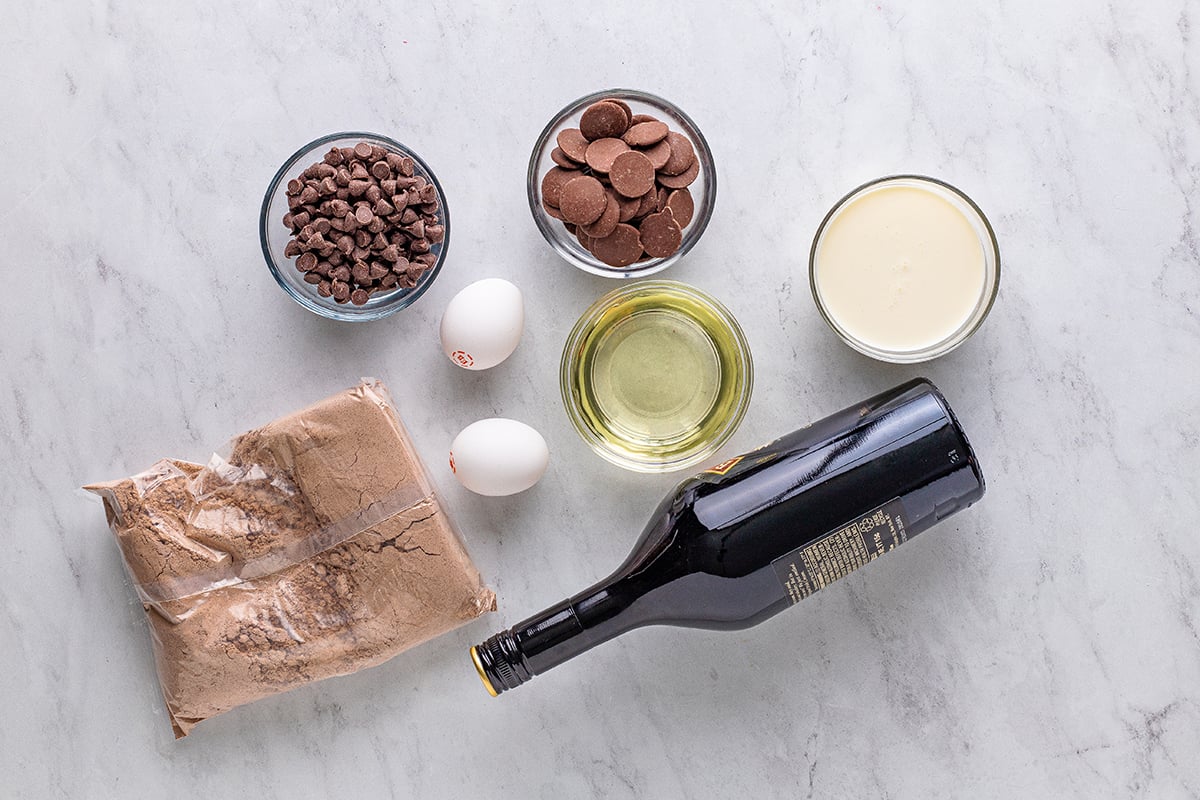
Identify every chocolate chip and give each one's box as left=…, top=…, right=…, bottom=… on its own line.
left=609, top=151, right=656, bottom=198
left=589, top=223, right=643, bottom=267
left=585, top=138, right=630, bottom=173
left=579, top=101, right=630, bottom=140
left=351, top=261, right=370, bottom=284
left=278, top=140, right=443, bottom=302
left=559, top=175, right=608, bottom=225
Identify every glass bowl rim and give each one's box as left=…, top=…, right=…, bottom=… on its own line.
left=559, top=279, right=754, bottom=472
left=259, top=130, right=451, bottom=322
left=527, top=88, right=717, bottom=280
left=808, top=173, right=1001, bottom=363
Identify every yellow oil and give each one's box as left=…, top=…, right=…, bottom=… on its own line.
left=570, top=286, right=749, bottom=466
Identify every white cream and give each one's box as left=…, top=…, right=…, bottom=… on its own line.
left=814, top=183, right=986, bottom=354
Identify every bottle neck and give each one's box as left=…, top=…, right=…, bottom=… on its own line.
left=473, top=575, right=640, bottom=694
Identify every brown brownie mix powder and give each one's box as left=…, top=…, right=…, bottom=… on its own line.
left=85, top=380, right=496, bottom=738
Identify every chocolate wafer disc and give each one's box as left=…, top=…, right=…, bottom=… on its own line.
left=665, top=188, right=695, bottom=227
left=541, top=166, right=581, bottom=207
left=623, top=121, right=669, bottom=147
left=582, top=192, right=620, bottom=238
left=639, top=138, right=672, bottom=170
left=616, top=193, right=641, bottom=222
left=556, top=128, right=589, bottom=162
left=542, top=196, right=565, bottom=220
left=609, top=151, right=656, bottom=198
left=550, top=147, right=577, bottom=168
left=657, top=158, right=699, bottom=189
left=585, top=137, right=630, bottom=173
left=639, top=210, right=683, bottom=258
left=590, top=223, right=643, bottom=267
left=659, top=132, right=696, bottom=176
left=629, top=113, right=659, bottom=125
left=635, top=188, right=659, bottom=219
left=575, top=225, right=592, bottom=252
left=580, top=101, right=630, bottom=140
left=656, top=186, right=669, bottom=212
left=606, top=98, right=633, bottom=122
left=559, top=175, right=607, bottom=225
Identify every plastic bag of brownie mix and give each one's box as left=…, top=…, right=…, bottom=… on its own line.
left=85, top=379, right=496, bottom=738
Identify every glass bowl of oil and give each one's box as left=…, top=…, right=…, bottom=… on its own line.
left=560, top=280, right=753, bottom=472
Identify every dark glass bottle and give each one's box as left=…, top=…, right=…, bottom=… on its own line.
left=471, top=378, right=985, bottom=695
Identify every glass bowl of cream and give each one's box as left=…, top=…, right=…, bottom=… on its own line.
left=809, top=175, right=1000, bottom=363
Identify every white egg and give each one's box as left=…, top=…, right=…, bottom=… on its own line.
left=440, top=278, right=525, bottom=370
left=449, top=418, right=549, bottom=497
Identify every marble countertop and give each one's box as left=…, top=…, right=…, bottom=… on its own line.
left=3, top=2, right=1198, bottom=797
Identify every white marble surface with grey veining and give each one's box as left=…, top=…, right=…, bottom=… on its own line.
left=2, top=1, right=1198, bottom=797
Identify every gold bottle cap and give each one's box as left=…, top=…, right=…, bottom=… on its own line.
left=470, top=645, right=499, bottom=697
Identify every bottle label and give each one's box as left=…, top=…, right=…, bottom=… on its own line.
left=771, top=498, right=910, bottom=604
left=703, top=455, right=744, bottom=476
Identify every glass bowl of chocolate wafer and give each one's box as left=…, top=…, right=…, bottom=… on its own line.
left=528, top=90, right=716, bottom=278
left=260, top=132, right=450, bottom=321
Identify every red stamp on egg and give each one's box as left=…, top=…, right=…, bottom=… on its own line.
left=451, top=350, right=474, bottom=367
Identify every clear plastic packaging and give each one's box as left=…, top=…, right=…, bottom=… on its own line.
left=85, top=380, right=496, bottom=738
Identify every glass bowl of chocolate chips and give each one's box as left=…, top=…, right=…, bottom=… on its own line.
left=528, top=90, right=715, bottom=278
left=260, top=132, right=450, bottom=321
